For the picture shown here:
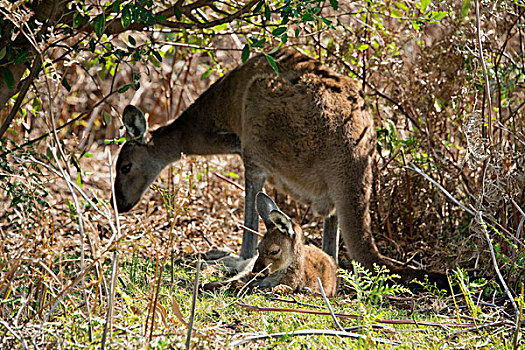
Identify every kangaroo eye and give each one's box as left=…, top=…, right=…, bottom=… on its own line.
left=121, top=164, right=132, bottom=174
left=269, top=248, right=280, bottom=256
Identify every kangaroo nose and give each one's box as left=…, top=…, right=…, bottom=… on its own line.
left=252, top=260, right=270, bottom=277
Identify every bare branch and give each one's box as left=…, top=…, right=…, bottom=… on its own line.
left=0, top=56, right=41, bottom=139
left=186, top=255, right=201, bottom=350
left=317, top=278, right=345, bottom=332
left=105, top=0, right=261, bottom=33
left=231, top=328, right=398, bottom=347
left=474, top=0, right=493, bottom=142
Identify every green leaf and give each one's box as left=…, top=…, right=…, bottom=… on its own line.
left=301, top=13, right=314, bottom=21
left=94, top=15, right=105, bottom=38
left=268, top=44, right=281, bottom=54
left=200, top=66, right=212, bottom=79
left=128, top=35, right=136, bottom=46
left=103, top=111, right=111, bottom=125
left=61, top=75, right=71, bottom=91
left=321, top=17, right=334, bottom=29
left=173, top=6, right=182, bottom=20
left=73, top=12, right=83, bottom=28
left=356, top=43, right=369, bottom=51
left=223, top=171, right=239, bottom=179
left=295, top=28, right=300, bottom=38
left=429, top=11, right=448, bottom=20
left=112, top=0, right=120, bottom=12
left=0, top=47, right=5, bottom=60
left=151, top=50, right=163, bottom=62
left=77, top=172, right=83, bottom=188
left=271, top=27, right=286, bottom=37
left=3, top=68, right=14, bottom=89
left=461, top=0, right=470, bottom=19
left=89, top=38, right=96, bottom=52
left=420, top=0, right=430, bottom=13
left=329, top=0, right=338, bottom=10
left=265, top=54, right=278, bottom=74
left=253, top=0, right=264, bottom=13
left=391, top=8, right=402, bottom=18
left=122, top=5, right=132, bottom=28
left=241, top=44, right=250, bottom=64
left=118, top=84, right=131, bottom=93
left=264, top=4, right=271, bottom=21
left=396, top=1, right=409, bottom=11
left=133, top=71, right=140, bottom=90
left=281, top=33, right=288, bottom=44
left=14, top=50, right=28, bottom=65
left=104, top=137, right=126, bottom=145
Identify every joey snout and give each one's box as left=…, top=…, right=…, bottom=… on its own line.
left=252, top=259, right=271, bottom=278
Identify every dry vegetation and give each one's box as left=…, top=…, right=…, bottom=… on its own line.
left=0, top=0, right=524, bottom=348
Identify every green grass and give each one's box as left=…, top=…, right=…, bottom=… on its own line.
left=0, top=243, right=520, bottom=349
left=36, top=255, right=514, bottom=349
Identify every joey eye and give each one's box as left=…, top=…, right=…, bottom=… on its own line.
left=269, top=248, right=280, bottom=256
left=121, top=164, right=132, bottom=174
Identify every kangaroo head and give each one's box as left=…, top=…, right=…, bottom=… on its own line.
left=114, top=105, right=165, bottom=212
left=252, top=192, right=303, bottom=275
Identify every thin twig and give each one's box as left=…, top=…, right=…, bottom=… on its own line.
left=236, top=223, right=264, bottom=237
left=407, top=164, right=475, bottom=216
left=230, top=328, right=398, bottom=346
left=476, top=212, right=519, bottom=323
left=441, top=321, right=510, bottom=342
left=236, top=302, right=477, bottom=328
left=173, top=54, right=194, bottom=118
left=186, top=254, right=201, bottom=350
left=47, top=146, right=93, bottom=340
left=101, top=149, right=122, bottom=349
left=317, top=278, right=344, bottom=332
left=401, top=150, right=414, bottom=241
left=474, top=0, right=493, bottom=142
left=268, top=297, right=321, bottom=309
left=214, top=172, right=245, bottom=191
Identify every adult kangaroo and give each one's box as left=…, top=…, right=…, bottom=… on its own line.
left=114, top=49, right=443, bottom=285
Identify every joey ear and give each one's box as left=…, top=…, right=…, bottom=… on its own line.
left=268, top=210, right=295, bottom=238
left=256, top=192, right=279, bottom=224
left=122, top=105, right=148, bottom=143
left=256, top=192, right=294, bottom=237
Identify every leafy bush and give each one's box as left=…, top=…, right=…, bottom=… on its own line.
left=339, top=262, right=410, bottom=305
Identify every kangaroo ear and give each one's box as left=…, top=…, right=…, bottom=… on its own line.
left=256, top=192, right=279, bottom=224
left=268, top=211, right=295, bottom=238
left=122, top=105, right=148, bottom=143
left=256, top=192, right=294, bottom=237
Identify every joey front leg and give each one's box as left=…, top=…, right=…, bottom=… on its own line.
left=240, top=169, right=266, bottom=259
left=250, top=274, right=281, bottom=289
left=322, top=215, right=340, bottom=264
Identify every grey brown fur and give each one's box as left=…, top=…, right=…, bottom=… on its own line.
left=114, top=49, right=446, bottom=287
left=251, top=193, right=337, bottom=296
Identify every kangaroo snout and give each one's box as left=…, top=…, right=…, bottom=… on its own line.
left=252, top=258, right=271, bottom=277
